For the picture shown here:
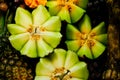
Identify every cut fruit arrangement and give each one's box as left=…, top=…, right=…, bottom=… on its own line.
left=0, top=0, right=108, bottom=80
left=65, top=14, right=107, bottom=59
left=7, top=5, right=62, bottom=58
left=35, top=49, right=89, bottom=80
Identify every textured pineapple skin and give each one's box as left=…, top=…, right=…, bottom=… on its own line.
left=102, top=0, right=120, bottom=79
left=0, top=39, right=34, bottom=80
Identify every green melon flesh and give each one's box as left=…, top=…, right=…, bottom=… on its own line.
left=57, top=6, right=71, bottom=23
left=69, top=62, right=89, bottom=79
left=41, top=32, right=62, bottom=48
left=37, top=38, right=53, bottom=57
left=35, top=76, right=51, bottom=80
left=42, top=16, right=61, bottom=32
left=36, top=58, right=55, bottom=76
left=91, top=39, right=106, bottom=59
left=93, top=34, right=107, bottom=45
left=50, top=49, right=66, bottom=68
left=77, top=43, right=93, bottom=59
left=9, top=33, right=30, bottom=50
left=47, top=1, right=62, bottom=15
left=70, top=4, right=85, bottom=23
left=78, top=14, right=91, bottom=34
left=7, top=24, right=27, bottom=35
left=65, top=40, right=81, bottom=52
left=66, top=24, right=81, bottom=40
left=7, top=5, right=62, bottom=58
left=20, top=38, right=37, bottom=58
left=15, top=7, right=32, bottom=29
left=46, top=0, right=88, bottom=23
left=32, top=5, right=51, bottom=26
left=64, top=50, right=79, bottom=69
left=35, top=49, right=89, bottom=80
left=65, top=14, right=107, bottom=59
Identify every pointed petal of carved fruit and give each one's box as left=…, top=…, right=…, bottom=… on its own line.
left=70, top=4, right=85, bottom=23
left=77, top=43, right=93, bottom=59
left=41, top=32, right=62, bottom=48
left=93, top=34, right=107, bottom=45
left=37, top=38, right=53, bottom=57
left=46, top=1, right=62, bottom=15
left=15, top=7, right=32, bottom=29
left=9, top=33, right=30, bottom=50
left=90, top=22, right=106, bottom=35
left=32, top=5, right=50, bottom=26
left=78, top=14, right=91, bottom=34
left=20, top=39, right=37, bottom=58
left=64, top=50, right=79, bottom=69
left=76, top=0, right=89, bottom=9
left=50, top=49, right=66, bottom=68
left=65, top=40, right=81, bottom=52
left=66, top=24, right=81, bottom=40
left=42, top=16, right=61, bottom=32
left=36, top=58, right=55, bottom=76
left=69, top=62, right=89, bottom=79
left=7, top=24, right=26, bottom=35
left=57, top=6, right=71, bottom=23
left=91, top=39, right=106, bottom=59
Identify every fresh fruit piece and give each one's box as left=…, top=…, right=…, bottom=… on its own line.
left=65, top=14, right=107, bottom=59
left=65, top=40, right=81, bottom=52
left=69, top=62, right=89, bottom=79
left=49, top=49, right=66, bottom=68
left=93, top=34, right=107, bottom=45
left=75, top=0, right=89, bottom=9
left=7, top=5, right=62, bottom=58
left=32, top=5, right=50, bottom=26
left=46, top=0, right=88, bottom=23
left=37, top=38, right=53, bottom=57
left=24, top=0, right=47, bottom=8
left=78, top=14, right=91, bottom=33
left=42, top=16, right=61, bottom=32
left=90, top=39, right=106, bottom=58
left=35, top=48, right=89, bottom=80
left=47, top=1, right=62, bottom=16
left=69, top=3, right=86, bottom=23
left=77, top=43, right=92, bottom=59
left=20, top=38, right=37, bottom=57
left=41, top=32, right=62, bottom=48
left=66, top=24, right=81, bottom=40
left=15, top=7, right=32, bottom=29
left=35, top=76, right=51, bottom=80
left=7, top=24, right=27, bottom=34
left=90, top=22, right=106, bottom=35
left=9, top=33, right=30, bottom=50
left=57, top=6, right=71, bottom=23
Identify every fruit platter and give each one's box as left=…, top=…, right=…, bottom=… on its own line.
left=0, top=0, right=119, bottom=80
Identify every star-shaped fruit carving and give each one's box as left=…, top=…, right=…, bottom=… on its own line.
left=65, top=15, right=107, bottom=59
left=7, top=5, right=62, bottom=58
left=35, top=49, right=89, bottom=80
left=46, top=0, right=88, bottom=23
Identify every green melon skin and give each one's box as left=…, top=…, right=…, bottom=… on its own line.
left=35, top=48, right=89, bottom=80
left=65, top=14, right=107, bottom=59
left=7, top=5, right=62, bottom=58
